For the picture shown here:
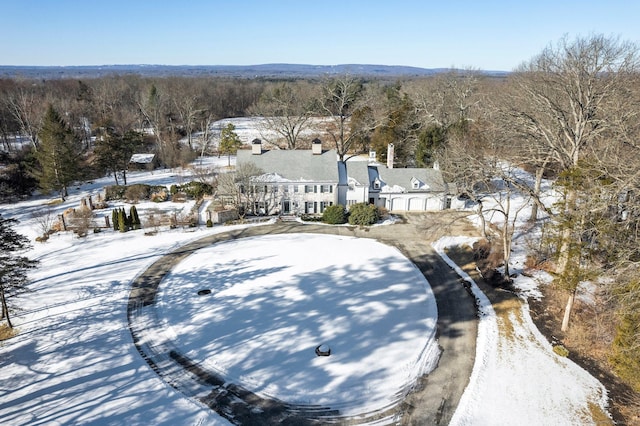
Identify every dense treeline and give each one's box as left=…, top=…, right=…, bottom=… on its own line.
left=0, top=34, right=639, bottom=411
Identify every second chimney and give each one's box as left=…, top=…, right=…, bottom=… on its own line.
left=252, top=138, right=262, bottom=155
left=312, top=138, right=322, bottom=155
left=387, top=143, right=394, bottom=168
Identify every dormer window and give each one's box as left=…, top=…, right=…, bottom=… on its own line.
left=411, top=177, right=423, bottom=190
left=372, top=178, right=381, bottom=190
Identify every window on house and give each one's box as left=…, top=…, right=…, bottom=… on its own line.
left=321, top=184, right=333, bottom=193
left=319, top=201, right=333, bottom=212
left=305, top=185, right=314, bottom=193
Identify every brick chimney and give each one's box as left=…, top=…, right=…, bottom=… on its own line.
left=312, top=138, right=322, bottom=155
left=252, top=138, right=262, bottom=155
left=387, top=143, right=394, bottom=169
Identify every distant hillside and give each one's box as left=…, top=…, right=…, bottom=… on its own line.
left=0, top=64, right=509, bottom=79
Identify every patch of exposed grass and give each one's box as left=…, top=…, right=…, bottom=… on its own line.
left=587, top=401, right=614, bottom=425
left=552, top=344, right=570, bottom=357
left=445, top=245, right=476, bottom=271
left=446, top=244, right=526, bottom=340
left=0, top=324, right=15, bottom=341
left=493, top=298, right=524, bottom=340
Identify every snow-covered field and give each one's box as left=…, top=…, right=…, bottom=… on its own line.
left=187, top=117, right=332, bottom=151
left=0, top=153, right=612, bottom=425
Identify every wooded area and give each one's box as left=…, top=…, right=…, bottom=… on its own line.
left=1, top=34, right=639, bottom=410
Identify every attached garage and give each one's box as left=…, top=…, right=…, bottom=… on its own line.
left=389, top=198, right=405, bottom=211
left=408, top=197, right=424, bottom=211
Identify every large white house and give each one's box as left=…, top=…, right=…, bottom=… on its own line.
left=234, top=139, right=450, bottom=215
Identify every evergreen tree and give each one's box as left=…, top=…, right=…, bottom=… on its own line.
left=322, top=205, right=347, bottom=224
left=610, top=302, right=640, bottom=392
left=130, top=205, right=141, bottom=229
left=34, top=105, right=82, bottom=200
left=0, top=215, right=38, bottom=328
left=111, top=209, right=118, bottom=231
left=118, top=208, right=127, bottom=232
left=219, top=123, right=242, bottom=167
left=416, top=124, right=446, bottom=168
left=94, top=127, right=144, bottom=185
left=348, top=203, right=380, bottom=226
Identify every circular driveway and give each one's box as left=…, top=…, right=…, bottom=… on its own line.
left=156, top=233, right=439, bottom=416
left=128, top=215, right=479, bottom=425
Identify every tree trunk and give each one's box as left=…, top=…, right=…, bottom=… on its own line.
left=556, top=188, right=577, bottom=275
left=502, top=225, right=512, bottom=280
left=0, top=287, right=13, bottom=329
left=529, top=166, right=545, bottom=222
left=477, top=200, right=488, bottom=239
left=561, top=290, right=576, bottom=332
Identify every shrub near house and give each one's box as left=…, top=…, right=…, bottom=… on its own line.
left=322, top=204, right=347, bottom=224
left=348, top=203, right=379, bottom=226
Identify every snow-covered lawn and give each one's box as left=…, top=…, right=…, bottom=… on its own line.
left=157, top=233, right=438, bottom=415
left=0, top=155, right=613, bottom=425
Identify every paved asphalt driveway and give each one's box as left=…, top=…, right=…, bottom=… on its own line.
left=127, top=212, right=479, bottom=425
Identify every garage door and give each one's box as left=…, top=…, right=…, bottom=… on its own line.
left=408, top=197, right=424, bottom=211
left=390, top=198, right=405, bottom=211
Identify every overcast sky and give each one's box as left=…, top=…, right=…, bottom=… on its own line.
left=2, top=0, right=639, bottom=71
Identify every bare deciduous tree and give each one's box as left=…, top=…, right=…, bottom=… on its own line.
left=248, top=81, right=319, bottom=150
left=503, top=34, right=640, bottom=330
left=217, top=162, right=264, bottom=218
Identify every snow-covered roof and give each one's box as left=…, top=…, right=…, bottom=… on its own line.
left=129, top=153, right=155, bottom=164
left=380, top=168, right=445, bottom=192
left=251, top=172, right=293, bottom=183
left=344, top=161, right=446, bottom=193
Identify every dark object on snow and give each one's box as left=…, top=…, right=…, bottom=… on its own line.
left=315, top=344, right=331, bottom=356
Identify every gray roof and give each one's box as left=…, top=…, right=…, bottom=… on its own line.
left=236, top=148, right=339, bottom=182
left=380, top=167, right=446, bottom=192
left=344, top=161, right=371, bottom=186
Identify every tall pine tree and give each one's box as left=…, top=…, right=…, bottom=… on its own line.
left=0, top=215, right=38, bottom=329
left=35, top=105, right=82, bottom=201
left=94, top=127, right=144, bottom=185
left=219, top=123, right=242, bottom=167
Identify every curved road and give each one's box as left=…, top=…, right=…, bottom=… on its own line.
left=127, top=213, right=479, bottom=425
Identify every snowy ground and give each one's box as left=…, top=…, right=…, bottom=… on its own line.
left=157, top=233, right=439, bottom=415
left=186, top=117, right=332, bottom=151
left=0, top=154, right=612, bottom=425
